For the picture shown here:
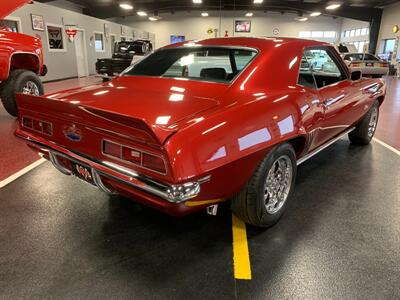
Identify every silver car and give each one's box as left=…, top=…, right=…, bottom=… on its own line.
left=343, top=53, right=389, bottom=78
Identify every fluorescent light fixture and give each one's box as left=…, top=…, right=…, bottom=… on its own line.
left=296, top=17, right=308, bottom=22
left=119, top=3, right=133, bottom=10
left=201, top=12, right=209, bottom=17
left=310, top=12, right=321, bottom=17
left=193, top=0, right=202, bottom=3
left=149, top=16, right=158, bottom=21
left=137, top=11, right=147, bottom=16
left=245, top=12, right=254, bottom=17
left=254, top=0, right=263, bottom=3
left=326, top=3, right=341, bottom=10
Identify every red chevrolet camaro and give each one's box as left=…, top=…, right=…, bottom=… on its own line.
left=15, top=37, right=385, bottom=227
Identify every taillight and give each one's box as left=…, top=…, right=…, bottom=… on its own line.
left=351, top=62, right=362, bottom=67
left=22, top=116, right=53, bottom=136
left=102, top=140, right=166, bottom=174
left=380, top=62, right=389, bottom=68
left=142, top=153, right=166, bottom=174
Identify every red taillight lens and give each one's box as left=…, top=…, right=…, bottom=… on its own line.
left=142, top=153, right=166, bottom=174
left=122, top=146, right=141, bottom=164
left=102, top=140, right=166, bottom=174
left=103, top=140, right=121, bottom=157
left=380, top=62, right=389, bottom=67
left=22, top=117, right=52, bottom=136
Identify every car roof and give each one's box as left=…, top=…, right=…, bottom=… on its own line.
left=164, top=37, right=330, bottom=51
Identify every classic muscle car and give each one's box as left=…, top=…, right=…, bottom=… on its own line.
left=15, top=37, right=385, bottom=227
left=0, top=0, right=47, bottom=117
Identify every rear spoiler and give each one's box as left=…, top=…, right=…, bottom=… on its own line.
left=16, top=94, right=177, bottom=145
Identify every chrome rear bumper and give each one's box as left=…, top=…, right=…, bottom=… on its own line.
left=18, top=134, right=202, bottom=203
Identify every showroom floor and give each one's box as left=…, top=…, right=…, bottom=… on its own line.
left=0, top=76, right=400, bottom=299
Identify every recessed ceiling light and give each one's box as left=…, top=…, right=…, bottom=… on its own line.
left=310, top=12, right=321, bottom=17
left=254, top=0, right=263, bottom=3
left=245, top=12, right=254, bottom=17
left=201, top=12, right=209, bottom=17
left=119, top=3, right=133, bottom=10
left=137, top=11, right=147, bottom=17
left=296, top=17, right=308, bottom=22
left=193, top=0, right=202, bottom=3
left=326, top=3, right=341, bottom=10
left=149, top=16, right=158, bottom=21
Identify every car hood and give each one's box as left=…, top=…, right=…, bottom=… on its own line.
left=46, top=76, right=229, bottom=128
left=0, top=0, right=30, bottom=19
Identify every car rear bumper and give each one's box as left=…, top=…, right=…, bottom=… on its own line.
left=362, top=67, right=389, bottom=75
left=15, top=130, right=216, bottom=215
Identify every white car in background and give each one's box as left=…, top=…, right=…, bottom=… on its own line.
left=343, top=53, right=389, bottom=78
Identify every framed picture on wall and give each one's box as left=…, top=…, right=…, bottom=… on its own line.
left=235, top=20, right=251, bottom=33
left=31, top=14, right=45, bottom=31
left=170, top=35, right=185, bottom=44
left=121, top=26, right=127, bottom=36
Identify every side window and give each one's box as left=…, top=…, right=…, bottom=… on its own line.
left=363, top=54, right=379, bottom=61
left=304, top=48, right=347, bottom=89
left=297, top=55, right=317, bottom=89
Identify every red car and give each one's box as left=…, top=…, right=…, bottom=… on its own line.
left=15, top=37, right=385, bottom=227
left=0, top=0, right=47, bottom=117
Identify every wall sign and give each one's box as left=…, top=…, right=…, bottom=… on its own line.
left=272, top=28, right=280, bottom=36
left=235, top=20, right=251, bottom=33
left=31, top=14, right=44, bottom=31
left=393, top=25, right=399, bottom=34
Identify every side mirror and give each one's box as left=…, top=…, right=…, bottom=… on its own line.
left=350, top=70, right=362, bottom=81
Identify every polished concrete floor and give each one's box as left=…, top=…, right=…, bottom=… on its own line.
left=1, top=139, right=399, bottom=299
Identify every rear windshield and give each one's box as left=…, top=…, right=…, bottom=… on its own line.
left=124, top=47, right=257, bottom=83
left=344, top=53, right=380, bottom=62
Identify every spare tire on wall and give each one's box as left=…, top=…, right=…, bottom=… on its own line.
left=131, top=40, right=153, bottom=55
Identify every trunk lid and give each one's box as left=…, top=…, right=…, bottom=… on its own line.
left=0, top=0, right=30, bottom=19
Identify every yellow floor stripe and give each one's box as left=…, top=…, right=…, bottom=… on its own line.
left=232, top=213, right=252, bottom=280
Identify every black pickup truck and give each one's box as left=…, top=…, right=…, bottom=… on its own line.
left=96, top=40, right=153, bottom=81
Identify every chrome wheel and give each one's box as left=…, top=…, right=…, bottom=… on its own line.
left=22, top=81, right=40, bottom=96
left=368, top=106, right=378, bottom=138
left=264, top=155, right=293, bottom=214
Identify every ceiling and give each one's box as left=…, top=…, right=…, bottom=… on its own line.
left=37, top=0, right=398, bottom=21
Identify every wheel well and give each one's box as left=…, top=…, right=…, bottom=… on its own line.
left=286, top=136, right=307, bottom=159
left=10, top=53, right=40, bottom=75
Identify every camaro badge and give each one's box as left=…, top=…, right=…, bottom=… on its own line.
left=63, top=125, right=82, bottom=142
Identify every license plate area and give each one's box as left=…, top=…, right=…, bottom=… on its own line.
left=72, top=162, right=95, bottom=185
left=365, top=62, right=374, bottom=67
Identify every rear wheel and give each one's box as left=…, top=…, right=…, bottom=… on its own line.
left=0, top=69, right=44, bottom=117
left=231, top=143, right=297, bottom=227
left=348, top=101, right=379, bottom=145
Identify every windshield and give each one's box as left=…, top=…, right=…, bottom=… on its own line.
left=124, top=47, right=257, bottom=83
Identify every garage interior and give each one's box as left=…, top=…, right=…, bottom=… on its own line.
left=1, top=0, right=400, bottom=299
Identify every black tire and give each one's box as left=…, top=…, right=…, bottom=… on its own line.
left=231, top=143, right=297, bottom=228
left=0, top=69, right=44, bottom=117
left=348, top=101, right=379, bottom=145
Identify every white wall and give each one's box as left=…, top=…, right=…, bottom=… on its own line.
left=376, top=1, right=400, bottom=54
left=7, top=1, right=154, bottom=81
left=112, top=11, right=342, bottom=49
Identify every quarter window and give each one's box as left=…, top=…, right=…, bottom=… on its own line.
left=298, top=48, right=346, bottom=89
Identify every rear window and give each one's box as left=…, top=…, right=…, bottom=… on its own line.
left=344, top=54, right=364, bottom=61
left=124, top=47, right=257, bottom=83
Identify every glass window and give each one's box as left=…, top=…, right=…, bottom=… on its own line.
left=354, top=42, right=360, bottom=51
left=363, top=54, right=379, bottom=61
left=297, top=55, right=317, bottom=89
left=323, top=31, right=336, bottom=38
left=47, top=25, right=65, bottom=50
left=384, top=39, right=396, bottom=53
left=304, top=48, right=345, bottom=88
left=0, top=19, right=19, bottom=32
left=358, top=41, right=365, bottom=53
left=355, top=29, right=361, bottom=36
left=311, top=31, right=323, bottom=38
left=345, top=30, right=350, bottom=38
left=299, top=31, right=311, bottom=38
left=360, top=28, right=368, bottom=36
left=350, top=30, right=355, bottom=37
left=344, top=54, right=364, bottom=61
left=95, top=33, right=104, bottom=52
left=125, top=47, right=257, bottom=83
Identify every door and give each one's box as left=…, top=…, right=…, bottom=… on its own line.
left=304, top=47, right=361, bottom=146
left=74, top=30, right=89, bottom=77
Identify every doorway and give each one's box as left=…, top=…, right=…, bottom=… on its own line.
left=74, top=30, right=89, bottom=77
